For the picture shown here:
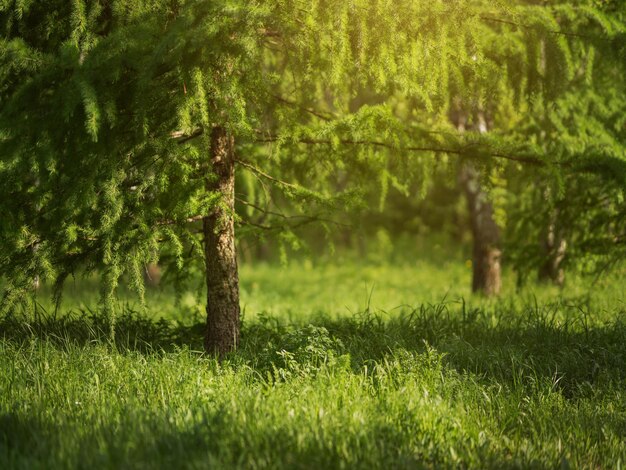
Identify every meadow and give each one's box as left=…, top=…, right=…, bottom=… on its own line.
left=1, top=258, right=626, bottom=469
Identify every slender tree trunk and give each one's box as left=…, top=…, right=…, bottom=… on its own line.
left=460, top=164, right=502, bottom=296
left=143, top=263, right=162, bottom=287
left=452, top=107, right=502, bottom=296
left=255, top=240, right=271, bottom=261
left=538, top=213, right=567, bottom=286
left=203, top=126, right=240, bottom=356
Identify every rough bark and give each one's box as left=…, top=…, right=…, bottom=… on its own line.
left=203, top=126, right=240, bottom=356
left=460, top=164, right=502, bottom=296
left=538, top=214, right=567, bottom=286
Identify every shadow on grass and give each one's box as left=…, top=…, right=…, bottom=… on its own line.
left=0, top=307, right=206, bottom=353
left=236, top=299, right=626, bottom=397
left=0, top=413, right=47, bottom=455
left=1, top=391, right=623, bottom=469
left=0, top=408, right=535, bottom=469
left=2, top=301, right=626, bottom=468
left=2, top=299, right=626, bottom=397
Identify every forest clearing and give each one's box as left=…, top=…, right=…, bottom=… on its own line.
left=1, top=0, right=625, bottom=468
left=2, top=260, right=626, bottom=468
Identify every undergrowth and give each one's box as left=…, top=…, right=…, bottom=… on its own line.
left=1, top=262, right=625, bottom=469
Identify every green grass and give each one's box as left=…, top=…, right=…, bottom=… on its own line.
left=1, top=260, right=626, bottom=469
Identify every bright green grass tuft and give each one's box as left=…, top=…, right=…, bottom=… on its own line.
left=1, top=260, right=625, bottom=468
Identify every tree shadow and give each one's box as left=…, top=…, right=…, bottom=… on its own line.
left=0, top=308, right=206, bottom=353
left=1, top=401, right=621, bottom=469
left=0, top=412, right=62, bottom=468
left=2, top=301, right=626, bottom=468
left=2, top=299, right=626, bottom=398
left=237, top=301, right=626, bottom=399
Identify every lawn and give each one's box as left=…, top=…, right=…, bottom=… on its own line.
left=1, top=260, right=626, bottom=469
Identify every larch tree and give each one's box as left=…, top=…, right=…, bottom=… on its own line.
left=275, top=1, right=626, bottom=296
left=0, top=0, right=489, bottom=355
left=441, top=0, right=626, bottom=294
left=1, top=0, right=624, bottom=355
left=500, top=0, right=626, bottom=286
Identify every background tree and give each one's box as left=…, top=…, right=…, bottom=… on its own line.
left=445, top=0, right=626, bottom=294
left=502, top=0, right=626, bottom=286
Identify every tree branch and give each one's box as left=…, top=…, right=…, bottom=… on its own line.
left=155, top=215, right=204, bottom=226
left=270, top=94, right=335, bottom=121
left=236, top=197, right=350, bottom=228
left=235, top=158, right=307, bottom=190
left=254, top=136, right=544, bottom=166
left=172, top=128, right=204, bottom=144
left=480, top=15, right=598, bottom=40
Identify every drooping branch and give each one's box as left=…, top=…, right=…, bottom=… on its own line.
left=270, top=94, right=336, bottom=121
left=239, top=214, right=349, bottom=232
left=253, top=136, right=545, bottom=166
left=479, top=15, right=600, bottom=41
left=172, top=128, right=204, bottom=144
left=155, top=215, right=205, bottom=226
left=236, top=197, right=350, bottom=228
left=175, top=125, right=544, bottom=165
left=235, top=158, right=306, bottom=191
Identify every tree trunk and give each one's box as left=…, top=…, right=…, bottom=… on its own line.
left=460, top=164, right=502, bottom=296
left=538, top=214, right=566, bottom=286
left=452, top=107, right=502, bottom=296
left=203, top=127, right=240, bottom=356
left=143, top=263, right=162, bottom=287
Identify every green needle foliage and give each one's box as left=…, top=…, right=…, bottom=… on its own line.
left=0, top=0, right=488, bottom=318
left=0, top=0, right=624, bottom=327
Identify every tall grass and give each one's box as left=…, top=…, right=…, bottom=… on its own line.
left=1, top=261, right=625, bottom=468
